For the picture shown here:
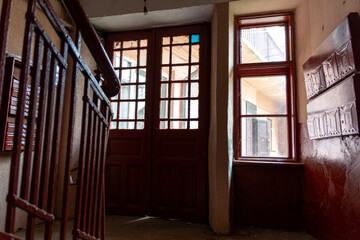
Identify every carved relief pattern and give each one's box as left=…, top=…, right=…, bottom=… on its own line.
left=304, top=15, right=360, bottom=140
left=311, top=67, right=325, bottom=94
left=326, top=108, right=341, bottom=137
left=322, top=54, right=339, bottom=87
left=340, top=101, right=358, bottom=135
left=304, top=41, right=356, bottom=100
left=307, top=115, right=317, bottom=140
left=318, top=112, right=328, bottom=138
left=336, top=42, right=355, bottom=79
left=305, top=76, right=314, bottom=99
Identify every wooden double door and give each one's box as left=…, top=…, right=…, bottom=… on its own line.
left=105, top=24, right=209, bottom=222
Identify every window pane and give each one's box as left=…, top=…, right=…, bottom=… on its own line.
left=172, top=45, right=189, bottom=64
left=190, top=82, right=199, bottom=97
left=123, top=40, right=138, bottom=48
left=120, top=85, right=136, bottom=99
left=160, top=121, right=168, bottom=129
left=119, top=121, right=135, bottom=129
left=241, top=117, right=288, bottom=158
left=162, top=37, right=170, bottom=45
left=190, top=100, right=199, bottom=119
left=114, top=42, right=121, bottom=49
left=161, top=67, right=170, bottom=81
left=120, top=102, right=136, bottom=119
left=171, top=83, right=188, bottom=98
left=139, top=49, right=147, bottom=66
left=170, top=121, right=187, bottom=129
left=191, top=65, right=199, bottom=80
left=111, top=102, right=118, bottom=119
left=171, top=66, right=189, bottom=81
left=161, top=84, right=169, bottom=98
left=121, top=69, right=137, bottom=83
left=172, top=35, right=189, bottom=44
left=190, top=121, right=198, bottom=129
left=138, top=85, right=146, bottom=99
left=170, top=100, right=188, bottom=119
left=139, top=68, right=146, bottom=83
left=241, top=76, right=287, bottom=115
left=111, top=121, right=117, bottom=129
left=191, top=44, right=200, bottom=63
left=113, top=51, right=121, bottom=67
left=137, top=121, right=145, bottom=129
left=160, top=100, right=168, bottom=118
left=162, top=47, right=170, bottom=64
left=140, top=39, right=148, bottom=47
left=137, top=101, right=145, bottom=119
left=241, top=26, right=286, bottom=63
left=123, top=50, right=138, bottom=67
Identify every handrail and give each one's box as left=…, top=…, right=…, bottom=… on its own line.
left=0, top=0, right=114, bottom=239
left=61, top=0, right=120, bottom=98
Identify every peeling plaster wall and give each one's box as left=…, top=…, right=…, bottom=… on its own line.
left=295, top=0, right=360, bottom=239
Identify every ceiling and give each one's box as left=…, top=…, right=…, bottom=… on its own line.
left=81, top=0, right=303, bottom=32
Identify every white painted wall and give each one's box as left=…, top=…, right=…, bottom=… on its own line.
left=82, top=0, right=237, bottom=17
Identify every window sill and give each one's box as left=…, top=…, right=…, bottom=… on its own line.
left=233, top=159, right=304, bottom=167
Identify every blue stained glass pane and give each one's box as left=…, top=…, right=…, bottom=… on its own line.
left=191, top=34, right=199, bottom=43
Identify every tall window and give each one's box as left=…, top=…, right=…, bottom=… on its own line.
left=234, top=12, right=296, bottom=162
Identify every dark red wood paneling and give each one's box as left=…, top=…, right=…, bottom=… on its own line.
left=150, top=24, right=209, bottom=222
left=105, top=164, right=122, bottom=208
left=105, top=131, right=149, bottom=216
left=105, top=24, right=210, bottom=223
left=234, top=164, right=304, bottom=231
left=299, top=122, right=360, bottom=240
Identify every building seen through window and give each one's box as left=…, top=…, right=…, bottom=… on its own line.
left=235, top=13, right=296, bottom=161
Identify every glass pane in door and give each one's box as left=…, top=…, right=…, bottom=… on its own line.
left=159, top=34, right=200, bottom=129
left=110, top=39, right=148, bottom=130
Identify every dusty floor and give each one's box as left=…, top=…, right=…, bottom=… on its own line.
left=16, top=215, right=316, bottom=240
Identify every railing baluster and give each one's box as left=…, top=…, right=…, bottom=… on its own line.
left=45, top=39, right=69, bottom=240
left=5, top=0, right=37, bottom=233
left=92, top=116, right=104, bottom=236
left=96, top=105, right=110, bottom=238
left=37, top=49, right=53, bottom=210
left=25, top=31, right=44, bottom=240
left=100, top=106, right=111, bottom=239
left=60, top=29, right=81, bottom=240
left=86, top=98, right=100, bottom=234
left=39, top=55, right=57, bottom=213
left=1, top=0, right=117, bottom=238
left=73, top=77, right=90, bottom=240
left=81, top=105, right=95, bottom=232
left=42, top=55, right=58, bottom=240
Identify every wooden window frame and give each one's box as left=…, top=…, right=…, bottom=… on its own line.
left=234, top=12, right=297, bottom=162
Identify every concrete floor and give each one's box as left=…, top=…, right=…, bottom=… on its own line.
left=16, top=215, right=316, bottom=240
